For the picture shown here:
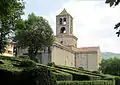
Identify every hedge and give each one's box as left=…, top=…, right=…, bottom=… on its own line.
left=54, top=67, right=101, bottom=80
left=19, top=59, right=36, bottom=67
left=57, top=80, right=115, bottom=85
left=38, top=64, right=73, bottom=81
left=55, top=65, right=104, bottom=78
left=0, top=67, right=56, bottom=85
left=53, top=71, right=72, bottom=81
left=114, top=76, right=120, bottom=85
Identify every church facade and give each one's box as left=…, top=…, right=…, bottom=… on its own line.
left=17, top=9, right=102, bottom=71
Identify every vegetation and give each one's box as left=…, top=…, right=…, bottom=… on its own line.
left=0, top=55, right=120, bottom=85
left=0, top=55, right=56, bottom=85
left=100, top=57, right=120, bottom=76
left=15, top=13, right=55, bottom=61
left=105, top=0, right=120, bottom=37
left=0, top=0, right=25, bottom=53
left=57, top=80, right=115, bottom=85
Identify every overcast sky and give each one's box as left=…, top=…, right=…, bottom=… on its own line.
left=23, top=0, right=120, bottom=53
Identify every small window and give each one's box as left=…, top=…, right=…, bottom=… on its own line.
left=8, top=51, right=12, bottom=54
left=59, top=18, right=62, bottom=24
left=60, top=41, right=63, bottom=44
left=63, top=18, right=66, bottom=25
left=63, top=18, right=66, bottom=21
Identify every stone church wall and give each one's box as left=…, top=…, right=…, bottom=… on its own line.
left=51, top=45, right=75, bottom=67
left=76, top=52, right=98, bottom=71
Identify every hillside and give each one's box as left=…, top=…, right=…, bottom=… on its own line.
left=102, top=52, right=120, bottom=59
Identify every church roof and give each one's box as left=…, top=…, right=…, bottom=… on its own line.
left=59, top=8, right=68, bottom=15
left=58, top=8, right=72, bottom=17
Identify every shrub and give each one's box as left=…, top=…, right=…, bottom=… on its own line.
left=19, top=67, right=56, bottom=85
left=0, top=67, right=56, bottom=85
left=0, top=60, right=4, bottom=64
left=91, top=71, right=100, bottom=74
left=54, top=66, right=101, bottom=80
left=114, top=76, right=120, bottom=85
left=18, top=55, right=30, bottom=59
left=57, top=80, right=115, bottom=85
left=77, top=67, right=84, bottom=70
left=47, top=62, right=55, bottom=67
left=19, top=59, right=36, bottom=67
left=55, top=65, right=103, bottom=78
left=53, top=71, right=72, bottom=81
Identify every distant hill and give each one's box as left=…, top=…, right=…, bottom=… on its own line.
left=102, top=52, right=120, bottom=59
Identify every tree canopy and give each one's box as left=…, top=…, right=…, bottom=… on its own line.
left=100, top=57, right=120, bottom=76
left=0, top=0, right=25, bottom=53
left=15, top=13, right=55, bottom=61
left=105, top=0, right=120, bottom=37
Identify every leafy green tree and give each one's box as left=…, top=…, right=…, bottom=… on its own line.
left=100, top=57, right=120, bottom=76
left=0, top=0, right=25, bottom=53
left=15, top=13, right=55, bottom=62
left=105, top=0, right=120, bottom=37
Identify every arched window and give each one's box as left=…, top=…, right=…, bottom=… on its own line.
left=59, top=18, right=62, bottom=24
left=63, top=18, right=66, bottom=21
left=63, top=18, right=66, bottom=25
left=60, top=27, right=66, bottom=33
left=60, top=41, right=63, bottom=44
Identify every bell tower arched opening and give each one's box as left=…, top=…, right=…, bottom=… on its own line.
left=60, top=27, right=66, bottom=33
left=59, top=18, right=62, bottom=24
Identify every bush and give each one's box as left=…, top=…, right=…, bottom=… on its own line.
left=0, top=67, right=56, bottom=85
left=114, top=76, right=120, bottom=85
left=19, top=59, right=36, bottom=67
left=18, top=55, right=30, bottom=59
left=54, top=66, right=101, bottom=80
left=77, top=67, right=84, bottom=70
left=47, top=62, right=55, bottom=67
left=53, top=71, right=72, bottom=81
left=55, top=65, right=103, bottom=78
left=91, top=71, right=100, bottom=74
left=57, top=80, right=115, bottom=85
left=0, top=60, right=4, bottom=64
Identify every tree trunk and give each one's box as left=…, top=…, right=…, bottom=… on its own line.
left=28, top=46, right=38, bottom=62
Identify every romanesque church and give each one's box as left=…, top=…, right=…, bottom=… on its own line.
left=17, top=9, right=102, bottom=71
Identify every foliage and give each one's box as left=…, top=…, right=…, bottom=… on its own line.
left=0, top=67, right=56, bottom=85
left=114, top=76, right=120, bottom=85
left=18, top=55, right=30, bottom=59
left=0, top=0, right=25, bottom=53
left=105, top=0, right=120, bottom=37
left=47, top=62, right=55, bottom=67
left=105, top=0, right=120, bottom=7
left=0, top=60, right=4, bottom=64
left=0, top=55, right=37, bottom=71
left=57, top=80, right=115, bottom=85
left=19, top=59, right=36, bottom=67
left=54, top=65, right=102, bottom=80
left=0, top=55, right=118, bottom=85
left=15, top=13, right=55, bottom=61
left=53, top=71, right=72, bottom=81
left=55, top=65, right=104, bottom=78
left=100, top=57, right=120, bottom=76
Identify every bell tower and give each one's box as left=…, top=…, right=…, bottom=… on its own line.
left=56, top=9, right=78, bottom=47
left=56, top=8, right=73, bottom=35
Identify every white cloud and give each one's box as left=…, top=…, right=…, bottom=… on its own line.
left=43, top=0, right=120, bottom=53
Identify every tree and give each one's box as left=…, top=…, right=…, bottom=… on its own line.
left=100, top=57, right=120, bottom=76
left=105, top=0, right=120, bottom=37
left=15, top=13, right=55, bottom=62
left=0, top=0, right=25, bottom=53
